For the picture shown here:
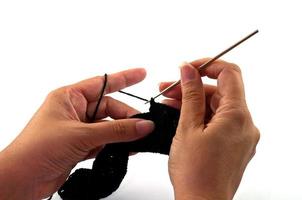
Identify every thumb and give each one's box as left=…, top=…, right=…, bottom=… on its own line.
left=179, top=62, right=206, bottom=130
left=83, top=119, right=154, bottom=148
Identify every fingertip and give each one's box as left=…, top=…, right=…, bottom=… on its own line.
left=178, top=62, right=205, bottom=128
left=135, top=67, right=147, bottom=79
left=158, top=82, right=165, bottom=90
left=180, top=62, right=198, bottom=84
left=127, top=67, right=147, bottom=83
left=158, top=82, right=171, bottom=91
left=135, top=120, right=155, bottom=136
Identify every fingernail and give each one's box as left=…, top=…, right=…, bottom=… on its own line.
left=136, top=120, right=155, bottom=136
left=180, top=62, right=197, bottom=84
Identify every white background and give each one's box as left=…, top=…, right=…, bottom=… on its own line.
left=0, top=0, right=301, bottom=199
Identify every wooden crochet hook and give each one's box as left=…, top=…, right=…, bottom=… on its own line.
left=146, top=30, right=259, bottom=104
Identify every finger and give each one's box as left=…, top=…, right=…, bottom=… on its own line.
left=83, top=119, right=154, bottom=147
left=161, top=99, right=182, bottom=110
left=160, top=89, right=217, bottom=120
left=179, top=62, right=206, bottom=130
left=190, top=57, right=212, bottom=72
left=206, top=62, right=245, bottom=101
left=86, top=96, right=139, bottom=120
left=72, top=68, right=146, bottom=102
left=159, top=82, right=182, bottom=99
left=159, top=82, right=216, bottom=100
left=190, top=58, right=245, bottom=101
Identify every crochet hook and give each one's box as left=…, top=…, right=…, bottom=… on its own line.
left=146, top=30, right=259, bottom=104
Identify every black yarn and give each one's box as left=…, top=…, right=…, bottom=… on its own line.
left=57, top=75, right=181, bottom=200
left=90, top=74, right=108, bottom=122
left=58, top=99, right=180, bottom=199
left=47, top=74, right=108, bottom=200
left=118, top=90, right=149, bottom=102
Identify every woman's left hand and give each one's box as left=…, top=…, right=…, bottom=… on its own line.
left=0, top=68, right=154, bottom=199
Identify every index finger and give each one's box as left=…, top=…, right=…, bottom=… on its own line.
left=159, top=81, right=216, bottom=100
left=72, top=68, right=146, bottom=102
left=191, top=58, right=246, bottom=101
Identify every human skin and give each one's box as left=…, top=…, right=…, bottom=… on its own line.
left=0, top=68, right=155, bottom=199
left=0, top=59, right=260, bottom=200
left=159, top=59, right=260, bottom=200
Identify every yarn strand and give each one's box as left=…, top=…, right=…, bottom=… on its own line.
left=47, top=74, right=108, bottom=200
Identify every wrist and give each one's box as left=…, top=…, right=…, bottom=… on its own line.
left=0, top=148, right=33, bottom=199
left=174, top=188, right=230, bottom=200
left=175, top=193, right=228, bottom=200
left=175, top=193, right=209, bottom=200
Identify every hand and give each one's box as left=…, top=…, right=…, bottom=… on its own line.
left=0, top=68, right=154, bottom=200
left=159, top=59, right=260, bottom=200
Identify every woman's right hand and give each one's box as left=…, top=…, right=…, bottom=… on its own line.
left=160, top=59, right=260, bottom=200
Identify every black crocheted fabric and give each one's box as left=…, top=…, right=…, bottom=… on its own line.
left=58, top=99, right=180, bottom=200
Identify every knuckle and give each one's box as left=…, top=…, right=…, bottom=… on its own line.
left=245, top=125, right=261, bottom=149
left=224, top=63, right=242, bottom=75
left=253, top=126, right=261, bottom=144
left=47, top=86, right=69, bottom=100
left=47, top=89, right=60, bottom=100
left=77, top=125, right=97, bottom=148
left=248, top=127, right=260, bottom=159
left=112, top=121, right=127, bottom=138
left=229, top=63, right=242, bottom=73
left=176, top=121, right=189, bottom=134
left=182, top=86, right=202, bottom=103
left=229, top=108, right=250, bottom=126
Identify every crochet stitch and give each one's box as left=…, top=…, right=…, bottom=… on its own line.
left=58, top=99, right=180, bottom=199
